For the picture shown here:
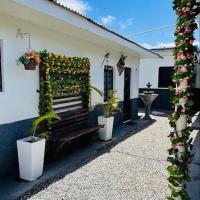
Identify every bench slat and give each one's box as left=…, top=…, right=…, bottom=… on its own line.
left=53, top=93, right=83, bottom=100
left=53, top=97, right=83, bottom=105
left=52, top=111, right=88, bottom=126
left=54, top=103, right=83, bottom=111
left=50, top=116, right=88, bottom=131
left=50, top=126, right=100, bottom=142
left=50, top=119, right=88, bottom=133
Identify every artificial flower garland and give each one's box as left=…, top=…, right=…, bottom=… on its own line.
left=168, top=1, right=200, bottom=199
left=38, top=50, right=91, bottom=116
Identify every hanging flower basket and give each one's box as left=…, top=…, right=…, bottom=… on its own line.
left=24, top=60, right=37, bottom=70
left=17, top=50, right=41, bottom=70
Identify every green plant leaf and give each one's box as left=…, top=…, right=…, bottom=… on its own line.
left=30, top=112, right=60, bottom=141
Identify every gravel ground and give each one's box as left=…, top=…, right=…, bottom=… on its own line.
left=29, top=114, right=195, bottom=200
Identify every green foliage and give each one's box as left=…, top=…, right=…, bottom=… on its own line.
left=98, top=90, right=121, bottom=118
left=38, top=50, right=91, bottom=116
left=89, top=85, right=103, bottom=111
left=90, top=85, right=103, bottom=97
left=30, top=112, right=60, bottom=142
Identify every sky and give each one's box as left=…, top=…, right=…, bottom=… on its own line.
left=57, top=0, right=199, bottom=49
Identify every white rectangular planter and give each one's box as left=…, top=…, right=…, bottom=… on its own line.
left=98, top=116, right=114, bottom=141
left=17, top=136, right=46, bottom=181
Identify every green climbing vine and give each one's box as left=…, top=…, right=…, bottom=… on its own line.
left=167, top=1, right=200, bottom=199
left=38, top=50, right=91, bottom=116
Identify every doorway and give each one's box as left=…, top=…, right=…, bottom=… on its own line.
left=124, top=67, right=131, bottom=121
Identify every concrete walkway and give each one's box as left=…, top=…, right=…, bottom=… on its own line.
left=1, top=111, right=199, bottom=200
left=29, top=113, right=178, bottom=200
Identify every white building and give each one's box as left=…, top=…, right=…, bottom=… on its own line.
left=139, top=47, right=200, bottom=110
left=0, top=0, right=160, bottom=178
left=139, top=48, right=174, bottom=110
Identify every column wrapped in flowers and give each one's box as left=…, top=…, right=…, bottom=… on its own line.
left=168, top=1, right=200, bottom=199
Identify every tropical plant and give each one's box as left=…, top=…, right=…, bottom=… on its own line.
left=89, top=85, right=103, bottom=110
left=98, top=89, right=121, bottom=118
left=90, top=85, right=103, bottom=97
left=17, top=50, right=41, bottom=65
left=30, top=112, right=60, bottom=142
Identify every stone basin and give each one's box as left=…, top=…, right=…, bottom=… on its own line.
left=139, top=93, right=158, bottom=119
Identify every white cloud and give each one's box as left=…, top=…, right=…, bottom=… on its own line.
left=141, top=42, right=175, bottom=49
left=100, top=15, right=116, bottom=25
left=141, top=41, right=200, bottom=49
left=57, top=0, right=90, bottom=14
left=119, top=18, right=133, bottom=29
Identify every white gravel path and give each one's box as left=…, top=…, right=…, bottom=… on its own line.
left=29, top=114, right=182, bottom=200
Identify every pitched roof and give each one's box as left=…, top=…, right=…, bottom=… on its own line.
left=47, top=0, right=162, bottom=58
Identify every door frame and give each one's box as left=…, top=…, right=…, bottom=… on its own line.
left=123, top=67, right=131, bottom=121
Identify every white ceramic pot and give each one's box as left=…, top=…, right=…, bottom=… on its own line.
left=17, top=136, right=46, bottom=181
left=98, top=116, right=114, bottom=141
left=176, top=115, right=187, bottom=132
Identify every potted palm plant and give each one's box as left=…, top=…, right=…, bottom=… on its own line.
left=17, top=112, right=60, bottom=181
left=98, top=90, right=121, bottom=141
left=17, top=50, right=41, bottom=70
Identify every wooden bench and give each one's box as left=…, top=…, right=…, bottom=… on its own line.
left=48, top=93, right=101, bottom=156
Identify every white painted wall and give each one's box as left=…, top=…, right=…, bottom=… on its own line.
left=139, top=48, right=200, bottom=89
left=0, top=14, right=140, bottom=124
left=139, top=49, right=174, bottom=88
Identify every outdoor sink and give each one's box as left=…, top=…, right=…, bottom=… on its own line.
left=139, top=93, right=158, bottom=120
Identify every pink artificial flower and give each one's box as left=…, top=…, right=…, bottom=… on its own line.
left=177, top=51, right=186, bottom=61
left=175, top=42, right=179, bottom=47
left=176, top=89, right=183, bottom=94
left=178, top=51, right=184, bottom=57
left=181, top=108, right=186, bottom=113
left=182, top=96, right=188, bottom=101
left=182, top=7, right=186, bottom=12
left=172, top=165, right=177, bottom=170
left=187, top=54, right=193, bottom=59
left=177, top=142, right=185, bottom=146
left=177, top=132, right=183, bottom=137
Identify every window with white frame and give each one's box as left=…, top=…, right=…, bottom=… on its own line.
left=104, top=65, right=113, bottom=101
